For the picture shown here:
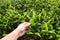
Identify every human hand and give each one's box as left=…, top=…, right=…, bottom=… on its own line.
left=15, top=22, right=31, bottom=38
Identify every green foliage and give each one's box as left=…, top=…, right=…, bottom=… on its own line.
left=0, top=0, right=60, bottom=40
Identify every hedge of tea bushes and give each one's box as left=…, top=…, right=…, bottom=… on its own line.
left=0, top=0, right=60, bottom=40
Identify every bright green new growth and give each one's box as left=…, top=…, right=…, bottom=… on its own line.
left=0, top=0, right=60, bottom=40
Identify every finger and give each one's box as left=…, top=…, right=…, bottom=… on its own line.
left=23, top=22, right=30, bottom=28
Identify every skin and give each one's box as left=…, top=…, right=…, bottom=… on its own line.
left=0, top=22, right=31, bottom=40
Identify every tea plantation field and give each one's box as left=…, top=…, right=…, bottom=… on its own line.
left=0, top=0, right=60, bottom=40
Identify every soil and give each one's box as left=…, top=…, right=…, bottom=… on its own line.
left=18, top=34, right=36, bottom=40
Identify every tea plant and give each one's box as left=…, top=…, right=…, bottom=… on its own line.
left=0, top=0, right=60, bottom=40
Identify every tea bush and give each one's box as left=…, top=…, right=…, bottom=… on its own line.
left=0, top=0, right=60, bottom=40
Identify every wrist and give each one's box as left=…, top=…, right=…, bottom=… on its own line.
left=12, top=29, right=20, bottom=39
